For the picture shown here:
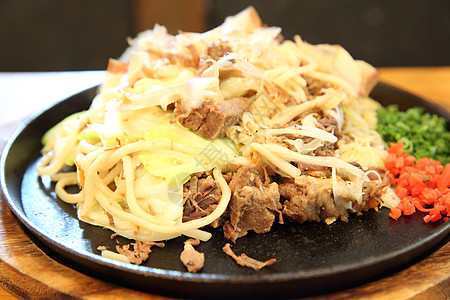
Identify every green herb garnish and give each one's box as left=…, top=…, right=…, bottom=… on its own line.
left=376, top=105, right=450, bottom=165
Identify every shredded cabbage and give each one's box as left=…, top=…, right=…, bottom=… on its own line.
left=139, top=115, right=240, bottom=184
left=41, top=111, right=85, bottom=146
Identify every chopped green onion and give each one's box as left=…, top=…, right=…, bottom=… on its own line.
left=376, top=105, right=450, bottom=165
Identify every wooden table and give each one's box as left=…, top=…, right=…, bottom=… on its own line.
left=0, top=68, right=449, bottom=299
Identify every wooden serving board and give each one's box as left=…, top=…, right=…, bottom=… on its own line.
left=0, top=197, right=449, bottom=299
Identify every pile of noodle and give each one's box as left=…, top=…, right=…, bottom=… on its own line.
left=37, top=7, right=399, bottom=255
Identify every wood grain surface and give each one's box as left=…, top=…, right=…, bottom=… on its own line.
left=379, top=67, right=450, bottom=113
left=0, top=68, right=449, bottom=299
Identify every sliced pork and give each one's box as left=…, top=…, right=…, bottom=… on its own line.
left=116, top=241, right=165, bottom=265
left=182, top=174, right=222, bottom=224
left=223, top=163, right=282, bottom=242
left=223, top=243, right=276, bottom=270
left=180, top=239, right=204, bottom=273
left=175, top=97, right=251, bottom=139
left=280, top=174, right=390, bottom=223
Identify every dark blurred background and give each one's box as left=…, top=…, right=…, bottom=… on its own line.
left=1, top=0, right=449, bottom=71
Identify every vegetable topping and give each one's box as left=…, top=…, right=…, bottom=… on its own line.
left=385, top=142, right=450, bottom=223
left=376, top=105, right=450, bottom=165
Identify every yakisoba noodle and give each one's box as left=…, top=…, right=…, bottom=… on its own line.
left=36, top=7, right=400, bottom=257
left=39, top=136, right=233, bottom=241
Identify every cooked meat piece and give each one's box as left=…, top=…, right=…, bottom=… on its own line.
left=263, top=81, right=298, bottom=106
left=312, top=141, right=338, bottom=157
left=144, top=47, right=199, bottom=68
left=294, top=109, right=340, bottom=136
left=185, top=238, right=200, bottom=246
left=116, top=241, right=165, bottom=265
left=280, top=176, right=342, bottom=223
left=280, top=175, right=387, bottom=223
left=206, top=40, right=231, bottom=60
left=303, top=75, right=332, bottom=98
left=198, top=40, right=232, bottom=74
left=311, top=111, right=341, bottom=156
left=185, top=43, right=200, bottom=67
left=223, top=183, right=280, bottom=241
left=228, top=162, right=272, bottom=190
left=316, top=113, right=339, bottom=134
left=197, top=40, right=244, bottom=80
left=223, top=164, right=282, bottom=242
left=364, top=168, right=392, bottom=203
left=281, top=109, right=340, bottom=157
left=297, top=163, right=331, bottom=178
left=222, top=243, right=276, bottom=270
left=106, top=212, right=115, bottom=226
left=182, top=175, right=222, bottom=223
left=175, top=97, right=251, bottom=139
left=180, top=239, right=204, bottom=273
